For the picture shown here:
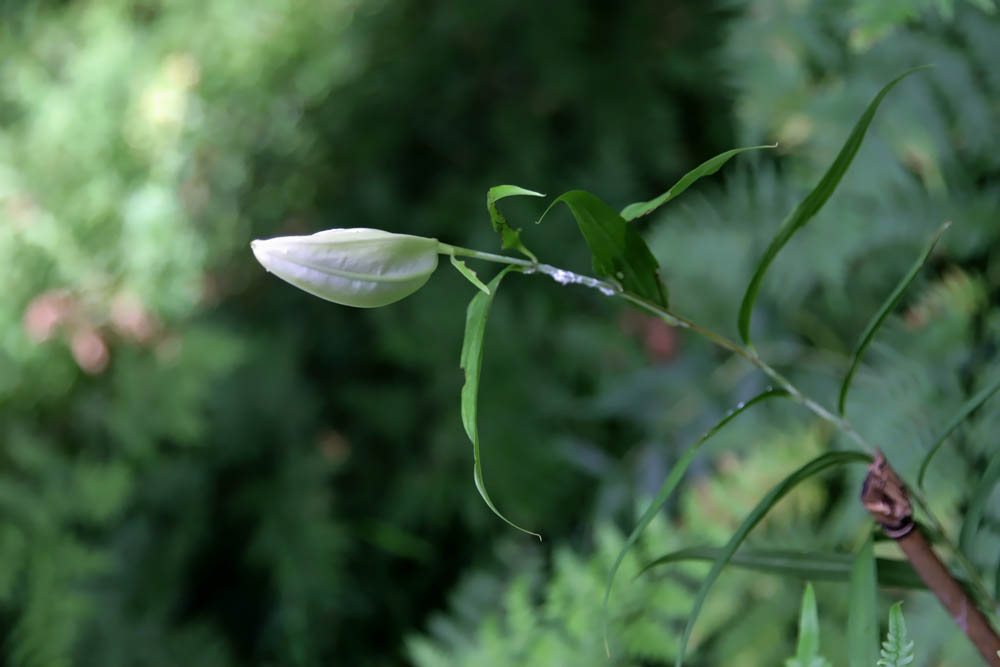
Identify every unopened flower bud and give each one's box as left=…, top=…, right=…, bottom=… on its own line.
left=250, top=228, right=440, bottom=308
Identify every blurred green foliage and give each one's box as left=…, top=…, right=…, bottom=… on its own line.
left=1, top=0, right=999, bottom=666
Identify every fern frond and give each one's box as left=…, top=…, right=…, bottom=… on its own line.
left=876, top=602, right=915, bottom=666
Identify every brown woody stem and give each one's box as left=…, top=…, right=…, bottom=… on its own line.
left=862, top=451, right=1000, bottom=665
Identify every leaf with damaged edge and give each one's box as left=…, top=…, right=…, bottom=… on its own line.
left=620, top=144, right=776, bottom=221
left=538, top=190, right=667, bottom=307
left=449, top=254, right=491, bottom=295
left=737, top=67, right=928, bottom=344
left=460, top=266, right=540, bottom=539
left=486, top=185, right=544, bottom=261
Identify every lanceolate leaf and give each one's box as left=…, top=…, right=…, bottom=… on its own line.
left=620, top=144, right=776, bottom=221
left=639, top=547, right=928, bottom=590
left=839, top=222, right=949, bottom=415
left=602, top=388, right=788, bottom=655
left=538, top=190, right=667, bottom=307
left=672, top=451, right=872, bottom=667
left=848, top=533, right=879, bottom=667
left=737, top=67, right=927, bottom=344
left=959, top=447, right=1000, bottom=557
left=486, top=185, right=545, bottom=261
left=460, top=266, right=540, bottom=539
left=917, top=373, right=1000, bottom=488
left=787, top=583, right=831, bottom=667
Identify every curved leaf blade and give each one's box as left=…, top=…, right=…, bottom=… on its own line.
left=460, top=266, right=540, bottom=539
left=537, top=190, right=667, bottom=307
left=737, top=67, right=928, bottom=344
left=959, top=447, right=1000, bottom=556
left=602, top=388, right=789, bottom=655
left=486, top=185, right=545, bottom=261
left=639, top=547, right=929, bottom=590
left=620, top=144, right=776, bottom=221
left=918, top=373, right=1000, bottom=488
left=839, top=222, right=949, bottom=414
left=673, top=451, right=872, bottom=666
left=449, top=254, right=491, bottom=295
left=848, top=533, right=879, bottom=667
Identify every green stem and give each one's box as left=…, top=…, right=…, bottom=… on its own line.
left=445, top=245, right=999, bottom=610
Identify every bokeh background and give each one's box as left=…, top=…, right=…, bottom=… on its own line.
left=3, top=0, right=1000, bottom=664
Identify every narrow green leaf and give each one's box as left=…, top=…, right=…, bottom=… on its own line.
left=460, top=266, right=540, bottom=539
left=486, top=185, right=544, bottom=261
left=449, top=254, right=491, bottom=295
left=786, top=583, right=832, bottom=667
left=917, top=373, right=1000, bottom=488
left=848, top=533, right=879, bottom=667
left=639, top=547, right=929, bottom=590
left=673, top=450, right=872, bottom=666
left=737, top=67, right=928, bottom=344
left=620, top=144, right=776, bottom=221
left=877, top=601, right=915, bottom=667
left=602, top=388, right=788, bottom=655
left=537, top=190, right=667, bottom=307
left=839, top=222, right=949, bottom=414
left=959, top=448, right=1000, bottom=557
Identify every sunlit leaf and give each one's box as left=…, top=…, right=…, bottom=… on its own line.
left=839, top=222, right=949, bottom=414
left=917, top=373, right=1000, bottom=488
left=602, top=388, right=788, bottom=655
left=786, top=583, right=832, bottom=667
left=671, top=451, right=872, bottom=666
left=737, top=67, right=927, bottom=344
left=848, top=533, right=879, bottom=667
left=460, top=265, right=540, bottom=539
left=486, top=185, right=545, bottom=261
left=959, top=448, right=1000, bottom=557
left=449, top=254, right=491, bottom=295
left=620, top=144, right=776, bottom=221
left=877, top=602, right=915, bottom=667
left=538, top=190, right=667, bottom=307
left=639, top=547, right=929, bottom=590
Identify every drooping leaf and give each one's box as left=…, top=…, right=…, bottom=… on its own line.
left=537, top=190, right=667, bottom=307
left=736, top=67, right=928, bottom=344
left=839, top=222, right=949, bottom=414
left=620, top=144, right=776, bottom=221
left=877, top=602, right=916, bottom=667
left=848, top=533, right=879, bottom=667
left=917, top=373, right=1000, bottom=488
left=460, top=266, right=540, bottom=539
left=639, top=547, right=929, bottom=590
left=786, top=583, right=832, bottom=667
left=486, top=185, right=544, bottom=261
left=602, top=388, right=788, bottom=655
left=449, top=254, right=491, bottom=295
left=959, top=447, right=1000, bottom=557
left=671, top=450, right=872, bottom=667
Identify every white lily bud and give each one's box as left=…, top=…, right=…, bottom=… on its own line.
left=251, top=228, right=440, bottom=308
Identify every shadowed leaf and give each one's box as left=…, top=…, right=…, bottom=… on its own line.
left=959, top=448, right=1000, bottom=557
left=538, top=190, right=667, bottom=307
left=620, top=144, right=776, bottom=221
left=639, top=547, right=929, bottom=590
left=460, top=266, right=540, bottom=539
left=737, top=67, right=927, bottom=344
